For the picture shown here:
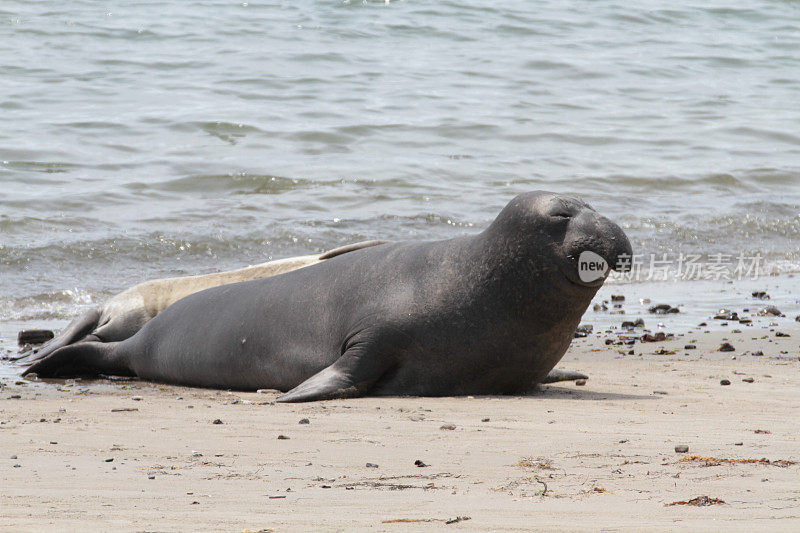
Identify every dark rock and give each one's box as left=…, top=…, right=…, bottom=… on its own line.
left=641, top=332, right=667, bottom=343
left=674, top=445, right=689, bottom=453
left=574, top=324, right=593, bottom=338
left=298, top=418, right=310, bottom=424
left=649, top=304, right=679, bottom=314
left=575, top=379, right=587, bottom=386
left=775, top=331, right=790, bottom=337
left=277, top=435, right=289, bottom=440
left=212, top=419, right=223, bottom=425
left=481, top=418, right=490, bottom=422
left=17, top=329, right=54, bottom=346
left=366, top=463, right=379, bottom=468
left=734, top=442, right=743, bottom=446
left=684, top=344, right=696, bottom=350
left=414, top=459, right=428, bottom=467
left=720, top=379, right=731, bottom=386
left=718, top=343, right=735, bottom=352
left=440, top=424, right=456, bottom=430
left=751, top=291, right=770, bottom=299
left=742, top=377, right=754, bottom=383
left=611, top=295, right=625, bottom=302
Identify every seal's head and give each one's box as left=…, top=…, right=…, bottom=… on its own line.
left=488, top=191, right=632, bottom=290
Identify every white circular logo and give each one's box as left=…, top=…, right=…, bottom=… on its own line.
left=578, top=251, right=609, bottom=283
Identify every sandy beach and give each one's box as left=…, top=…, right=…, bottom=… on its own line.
left=2, top=322, right=799, bottom=532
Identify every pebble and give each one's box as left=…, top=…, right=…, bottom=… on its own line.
left=414, top=459, right=428, bottom=467
left=277, top=435, right=289, bottom=440
left=718, top=342, right=736, bottom=352
left=481, top=418, right=490, bottom=422
left=649, top=304, right=679, bottom=314
left=734, top=442, right=743, bottom=446
left=674, top=445, right=689, bottom=453
left=440, top=424, right=456, bottom=430
left=775, top=331, right=790, bottom=337
left=575, top=379, right=587, bottom=386
left=720, top=379, right=731, bottom=386
left=751, top=291, right=770, bottom=299
left=611, top=295, right=625, bottom=301
left=131, top=396, right=143, bottom=401
left=212, top=419, right=223, bottom=425
left=653, top=390, right=668, bottom=395
left=104, top=458, right=114, bottom=462
left=684, top=344, right=696, bottom=350
left=148, top=474, right=155, bottom=480
left=10, top=455, right=17, bottom=460
left=365, top=463, right=379, bottom=468
left=298, top=418, right=310, bottom=424
left=17, top=329, right=55, bottom=345
left=758, top=306, right=784, bottom=317
left=795, top=315, right=800, bottom=322
left=714, top=309, right=738, bottom=321
left=742, top=377, right=754, bottom=383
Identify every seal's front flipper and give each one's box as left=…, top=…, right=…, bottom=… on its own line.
left=13, top=309, right=102, bottom=365
left=540, top=369, right=588, bottom=384
left=22, top=341, right=132, bottom=379
left=277, top=346, right=392, bottom=403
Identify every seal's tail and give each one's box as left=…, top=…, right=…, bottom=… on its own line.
left=13, top=309, right=102, bottom=365
left=22, top=341, right=131, bottom=379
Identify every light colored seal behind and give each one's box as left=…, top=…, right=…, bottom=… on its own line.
left=15, top=240, right=386, bottom=365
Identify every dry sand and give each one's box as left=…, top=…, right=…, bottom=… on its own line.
left=2, top=327, right=800, bottom=531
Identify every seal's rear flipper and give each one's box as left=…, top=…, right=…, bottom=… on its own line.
left=277, top=346, right=391, bottom=402
left=540, top=369, right=588, bottom=384
left=22, top=341, right=132, bottom=379
left=12, top=309, right=102, bottom=365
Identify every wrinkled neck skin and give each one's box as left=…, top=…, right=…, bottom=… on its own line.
left=466, top=217, right=602, bottom=334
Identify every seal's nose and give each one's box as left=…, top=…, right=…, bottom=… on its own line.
left=570, top=210, right=633, bottom=273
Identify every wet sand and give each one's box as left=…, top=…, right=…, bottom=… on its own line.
left=2, top=325, right=799, bottom=531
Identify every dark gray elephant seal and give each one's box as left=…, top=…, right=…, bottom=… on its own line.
left=24, top=192, right=631, bottom=401
left=14, top=240, right=386, bottom=365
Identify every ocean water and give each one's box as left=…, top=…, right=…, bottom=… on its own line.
left=2, top=1, right=800, bottom=357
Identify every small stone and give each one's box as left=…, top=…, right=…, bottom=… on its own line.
left=753, top=350, right=764, bottom=356
left=298, top=418, right=310, bottom=424
left=611, top=295, right=625, bottom=301
left=684, top=344, right=696, bottom=350
left=365, top=463, right=379, bottom=468
left=758, top=306, right=784, bottom=317
left=653, top=390, right=668, bottom=395
left=9, top=395, right=21, bottom=399
left=277, top=434, right=289, bottom=440
left=720, top=379, right=731, bottom=386
left=649, top=304, right=678, bottom=314
left=131, top=396, right=143, bottom=401
left=212, top=419, right=223, bottom=425
left=575, top=379, right=587, bottom=386
left=104, top=458, right=114, bottom=462
left=751, top=291, right=770, bottom=299
left=414, top=459, right=428, bottom=467
left=718, top=342, right=735, bottom=352
left=775, top=331, right=790, bottom=337
left=10, top=455, right=17, bottom=460
left=148, top=474, right=155, bottom=479
left=742, top=377, right=754, bottom=383
left=674, top=445, right=689, bottom=453
left=734, top=442, right=743, bottom=446
left=481, top=418, right=490, bottom=422
left=440, top=424, right=456, bottom=430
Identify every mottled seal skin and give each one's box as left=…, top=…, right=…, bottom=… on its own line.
left=24, top=192, right=632, bottom=402
left=14, top=241, right=386, bottom=365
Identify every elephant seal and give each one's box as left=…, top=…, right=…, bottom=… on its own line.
left=24, top=191, right=631, bottom=401
left=14, top=240, right=386, bottom=365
